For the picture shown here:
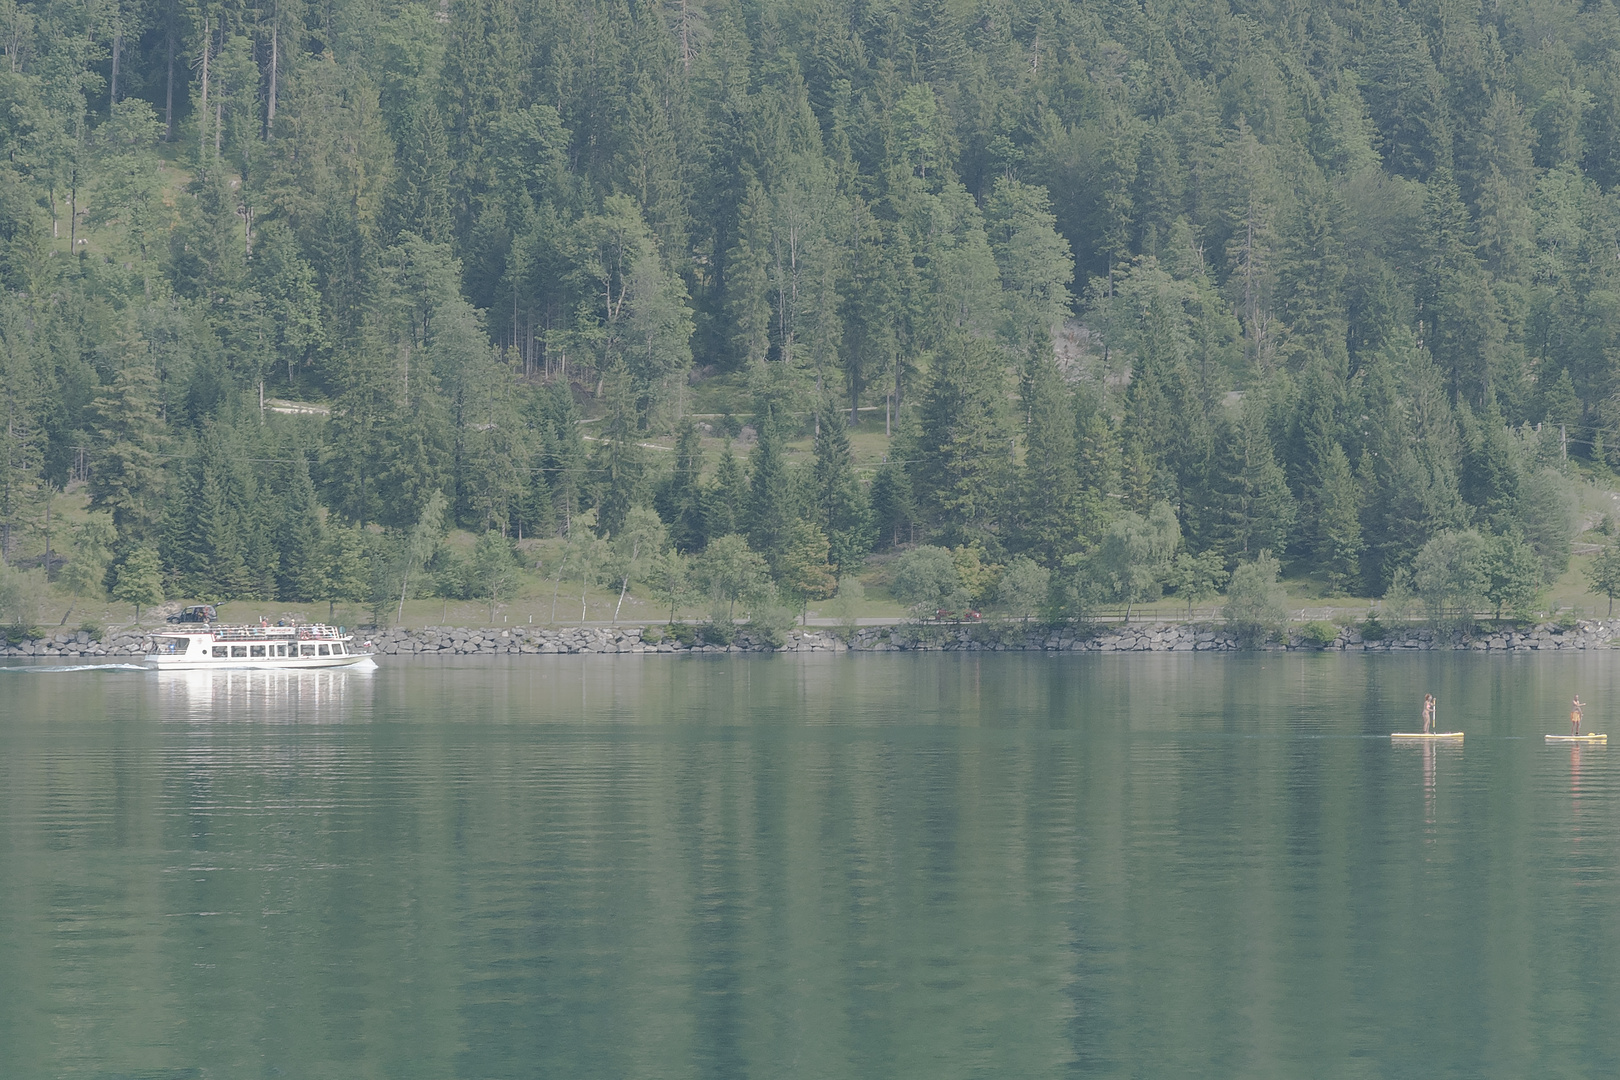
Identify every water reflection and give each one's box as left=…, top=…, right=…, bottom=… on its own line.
left=7, top=653, right=1620, bottom=1078
left=156, top=665, right=375, bottom=724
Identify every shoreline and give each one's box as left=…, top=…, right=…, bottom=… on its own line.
left=8, top=620, right=1619, bottom=660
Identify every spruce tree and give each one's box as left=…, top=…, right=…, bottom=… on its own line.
left=1015, top=350, right=1082, bottom=564
left=706, top=444, right=749, bottom=541
left=276, top=455, right=326, bottom=602
left=745, top=409, right=798, bottom=570
left=869, top=460, right=915, bottom=550
left=88, top=343, right=167, bottom=550
left=910, top=336, right=1011, bottom=543
left=812, top=417, right=872, bottom=574
left=655, top=418, right=708, bottom=552
left=1311, top=443, right=1363, bottom=592
left=591, top=366, right=644, bottom=539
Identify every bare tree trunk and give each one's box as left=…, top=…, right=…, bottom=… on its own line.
left=266, top=22, right=278, bottom=137
left=41, top=492, right=51, bottom=582
left=164, top=14, right=175, bottom=140
left=199, top=18, right=210, bottom=159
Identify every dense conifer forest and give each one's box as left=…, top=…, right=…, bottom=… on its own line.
left=0, top=0, right=1617, bottom=627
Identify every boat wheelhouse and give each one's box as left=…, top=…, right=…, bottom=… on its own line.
left=144, top=623, right=370, bottom=670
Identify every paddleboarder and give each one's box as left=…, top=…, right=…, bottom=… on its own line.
left=1572, top=696, right=1585, bottom=736
left=1422, top=693, right=1436, bottom=734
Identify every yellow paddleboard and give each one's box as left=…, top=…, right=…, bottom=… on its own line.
left=1391, top=732, right=1465, bottom=740
left=1545, top=734, right=1607, bottom=743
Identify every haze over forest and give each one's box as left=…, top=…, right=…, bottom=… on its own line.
left=1, top=0, right=1618, bottom=623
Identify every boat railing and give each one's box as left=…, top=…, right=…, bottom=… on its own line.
left=205, top=624, right=349, bottom=642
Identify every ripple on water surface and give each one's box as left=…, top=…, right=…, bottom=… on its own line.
left=3, top=653, right=1620, bottom=1078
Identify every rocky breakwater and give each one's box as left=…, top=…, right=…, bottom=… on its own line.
left=845, top=623, right=1234, bottom=651
left=4, top=620, right=1615, bottom=660
left=1, top=629, right=159, bottom=658
left=838, top=619, right=1620, bottom=652
left=367, top=625, right=851, bottom=655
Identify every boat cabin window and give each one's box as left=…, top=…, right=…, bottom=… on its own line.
left=231, top=646, right=248, bottom=658
left=333, top=643, right=345, bottom=655
left=275, top=644, right=287, bottom=657
left=318, top=644, right=331, bottom=656
left=301, top=644, right=316, bottom=657
left=250, top=645, right=266, bottom=657
left=212, top=646, right=228, bottom=658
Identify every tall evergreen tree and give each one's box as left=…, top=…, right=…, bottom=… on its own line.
left=811, top=416, right=872, bottom=574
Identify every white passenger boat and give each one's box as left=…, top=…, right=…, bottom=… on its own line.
left=144, top=622, right=372, bottom=670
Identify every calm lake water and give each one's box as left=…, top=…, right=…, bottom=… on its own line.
left=3, top=652, right=1619, bottom=1078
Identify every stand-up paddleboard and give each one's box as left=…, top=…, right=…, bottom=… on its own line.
left=1391, top=731, right=1464, bottom=740
left=1545, top=733, right=1607, bottom=743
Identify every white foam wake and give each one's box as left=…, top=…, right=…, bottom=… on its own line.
left=0, top=663, right=150, bottom=673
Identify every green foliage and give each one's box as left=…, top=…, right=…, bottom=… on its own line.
left=696, top=533, right=768, bottom=625
left=1223, top=551, right=1289, bottom=646
left=829, top=576, right=866, bottom=642
left=889, top=545, right=963, bottom=617
left=700, top=621, right=735, bottom=646
left=59, top=516, right=116, bottom=599
left=1484, top=533, right=1543, bottom=622
left=1084, top=501, right=1180, bottom=621
left=111, top=547, right=164, bottom=622
left=776, top=521, right=836, bottom=620
left=2, top=0, right=1619, bottom=621
left=1300, top=621, right=1341, bottom=648
left=648, top=548, right=695, bottom=624
left=1412, top=530, right=1489, bottom=628
left=1167, top=550, right=1228, bottom=618
left=0, top=560, right=45, bottom=630
left=996, top=556, right=1049, bottom=624
left=471, top=531, right=521, bottom=622
left=1589, top=540, right=1620, bottom=617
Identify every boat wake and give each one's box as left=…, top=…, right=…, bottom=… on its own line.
left=0, top=663, right=150, bottom=673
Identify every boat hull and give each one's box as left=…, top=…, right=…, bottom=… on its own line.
left=145, top=654, right=373, bottom=671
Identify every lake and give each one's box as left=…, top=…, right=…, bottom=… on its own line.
left=3, top=652, right=1618, bottom=1078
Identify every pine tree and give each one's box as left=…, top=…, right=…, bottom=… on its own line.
left=88, top=342, right=167, bottom=550
left=746, top=409, right=798, bottom=569
left=812, top=417, right=872, bottom=574
left=1311, top=443, right=1363, bottom=592
left=910, top=336, right=1011, bottom=543
left=1193, top=399, right=1297, bottom=562
left=112, top=547, right=164, bottom=622
left=869, top=460, right=915, bottom=550
left=655, top=418, right=708, bottom=553
left=706, top=443, right=748, bottom=541
left=591, top=366, right=645, bottom=539
left=322, top=525, right=370, bottom=622
left=276, top=456, right=326, bottom=602
left=1015, top=350, right=1082, bottom=563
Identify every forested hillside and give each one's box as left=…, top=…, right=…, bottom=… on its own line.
left=0, top=0, right=1616, bottom=624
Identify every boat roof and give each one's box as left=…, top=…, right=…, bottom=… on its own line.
left=155, top=623, right=350, bottom=640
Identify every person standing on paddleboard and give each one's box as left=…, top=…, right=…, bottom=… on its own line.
left=1572, top=696, right=1585, bottom=736
left=1422, top=694, right=1436, bottom=734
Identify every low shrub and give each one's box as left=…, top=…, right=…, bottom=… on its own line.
left=1300, top=620, right=1340, bottom=647
left=640, top=624, right=664, bottom=644
left=669, top=622, right=698, bottom=646
left=700, top=621, right=735, bottom=646
left=78, top=622, right=105, bottom=641
left=1358, top=613, right=1387, bottom=640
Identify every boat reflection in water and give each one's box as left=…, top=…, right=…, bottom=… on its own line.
left=155, top=660, right=377, bottom=725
